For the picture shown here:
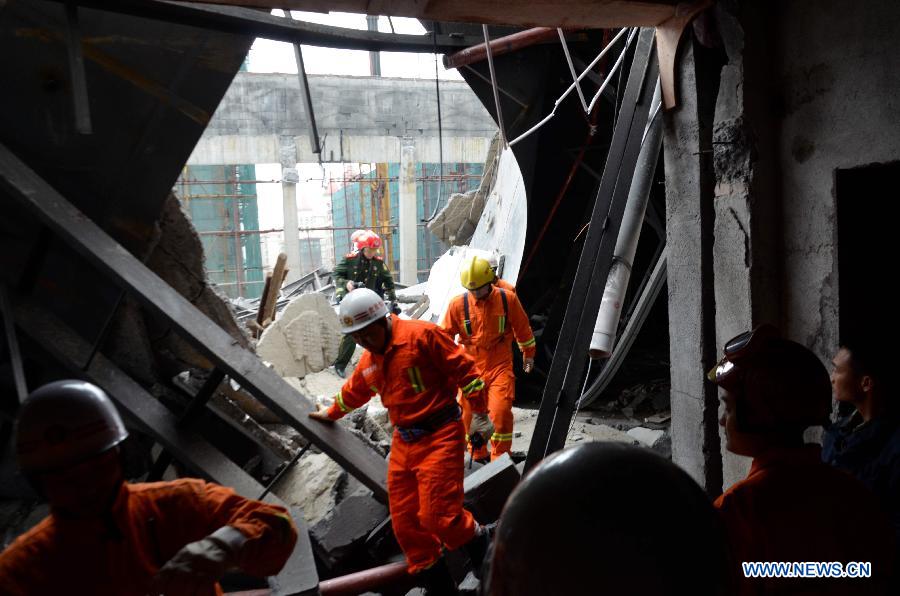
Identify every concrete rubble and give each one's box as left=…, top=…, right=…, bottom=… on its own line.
left=257, top=294, right=344, bottom=377
left=427, top=134, right=501, bottom=246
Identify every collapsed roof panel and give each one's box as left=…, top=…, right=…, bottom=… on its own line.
left=0, top=0, right=250, bottom=252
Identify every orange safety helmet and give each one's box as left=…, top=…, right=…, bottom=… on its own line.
left=16, top=380, right=129, bottom=473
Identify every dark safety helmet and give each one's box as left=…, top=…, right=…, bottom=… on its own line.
left=483, top=443, right=732, bottom=596
left=708, top=324, right=831, bottom=432
left=16, top=380, right=128, bottom=473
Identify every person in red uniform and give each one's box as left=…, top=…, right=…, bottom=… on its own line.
left=310, top=288, right=494, bottom=594
left=0, top=380, right=298, bottom=596
left=709, top=325, right=895, bottom=594
left=442, top=256, right=535, bottom=462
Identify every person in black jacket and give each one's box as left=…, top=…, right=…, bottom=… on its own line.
left=822, top=331, right=899, bottom=555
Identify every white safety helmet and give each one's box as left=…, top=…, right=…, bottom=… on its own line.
left=338, top=288, right=389, bottom=334
left=16, top=380, right=129, bottom=473
left=487, top=252, right=500, bottom=270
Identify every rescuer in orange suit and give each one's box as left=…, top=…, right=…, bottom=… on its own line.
left=309, top=288, right=494, bottom=594
left=442, top=256, right=536, bottom=462
left=0, top=380, right=298, bottom=596
left=709, top=325, right=895, bottom=595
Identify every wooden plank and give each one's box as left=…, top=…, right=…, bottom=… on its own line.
left=260, top=252, right=287, bottom=329
left=11, top=301, right=319, bottom=595
left=0, top=141, right=388, bottom=503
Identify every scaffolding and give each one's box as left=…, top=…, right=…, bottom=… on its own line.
left=176, top=163, right=484, bottom=291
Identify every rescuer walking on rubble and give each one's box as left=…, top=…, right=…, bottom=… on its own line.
left=0, top=380, right=298, bottom=596
left=332, top=230, right=398, bottom=378
left=442, top=256, right=536, bottom=462
left=310, top=288, right=494, bottom=594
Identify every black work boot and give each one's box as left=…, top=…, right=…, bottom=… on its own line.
left=417, top=557, right=459, bottom=596
left=463, top=522, right=496, bottom=579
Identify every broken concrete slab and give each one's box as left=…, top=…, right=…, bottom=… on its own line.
left=257, top=293, right=343, bottom=378
left=463, top=453, right=520, bottom=524
left=311, top=492, right=389, bottom=572
left=627, top=426, right=665, bottom=448
left=272, top=452, right=347, bottom=526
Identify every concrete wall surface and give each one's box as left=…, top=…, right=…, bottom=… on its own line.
left=666, top=0, right=900, bottom=492
left=773, top=0, right=900, bottom=356
left=189, top=72, right=497, bottom=164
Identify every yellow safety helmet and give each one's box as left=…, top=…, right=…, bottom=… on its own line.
left=460, top=256, right=495, bottom=290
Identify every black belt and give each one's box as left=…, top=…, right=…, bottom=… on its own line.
left=396, top=404, right=462, bottom=443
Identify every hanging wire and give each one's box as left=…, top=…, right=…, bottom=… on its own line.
left=482, top=24, right=508, bottom=149
left=508, top=27, right=635, bottom=147
left=423, top=27, right=445, bottom=223
left=557, top=28, right=589, bottom=113
left=564, top=359, right=595, bottom=443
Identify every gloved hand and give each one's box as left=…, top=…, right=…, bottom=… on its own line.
left=523, top=357, right=535, bottom=374
left=308, top=404, right=334, bottom=423
left=470, top=412, right=494, bottom=445
left=148, top=526, right=246, bottom=596
left=389, top=301, right=402, bottom=315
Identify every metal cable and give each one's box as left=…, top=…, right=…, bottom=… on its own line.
left=422, top=28, right=445, bottom=223
left=508, top=28, right=635, bottom=147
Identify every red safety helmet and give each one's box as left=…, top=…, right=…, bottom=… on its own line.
left=708, top=324, right=831, bottom=431
left=359, top=231, right=382, bottom=250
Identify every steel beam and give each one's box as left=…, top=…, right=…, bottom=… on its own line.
left=524, top=28, right=658, bottom=471
left=45, top=0, right=484, bottom=53
left=0, top=284, right=27, bottom=403
left=11, top=300, right=318, bottom=595
left=0, top=141, right=388, bottom=503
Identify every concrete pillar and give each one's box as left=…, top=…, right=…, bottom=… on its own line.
left=712, top=2, right=781, bottom=489
left=398, top=137, right=418, bottom=285
left=663, top=38, right=723, bottom=495
left=279, top=136, right=301, bottom=284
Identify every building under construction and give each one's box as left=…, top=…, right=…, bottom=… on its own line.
left=1, top=1, right=898, bottom=594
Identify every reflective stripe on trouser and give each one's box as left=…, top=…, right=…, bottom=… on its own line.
left=461, top=367, right=515, bottom=461
left=387, top=419, right=477, bottom=574
left=333, top=334, right=356, bottom=370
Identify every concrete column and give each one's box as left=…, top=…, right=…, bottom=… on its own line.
left=663, top=39, right=722, bottom=495
left=398, top=137, right=418, bottom=285
left=712, top=2, right=781, bottom=489
left=279, top=136, right=301, bottom=284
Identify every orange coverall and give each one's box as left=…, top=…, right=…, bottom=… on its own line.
left=494, top=277, right=516, bottom=293
left=0, top=478, right=298, bottom=596
left=324, top=316, right=487, bottom=574
left=442, top=286, right=536, bottom=460
left=715, top=445, right=895, bottom=595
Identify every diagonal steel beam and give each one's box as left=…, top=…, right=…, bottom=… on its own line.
left=11, top=299, right=318, bottom=595
left=44, top=0, right=484, bottom=53
left=0, top=141, right=388, bottom=503
left=525, top=28, right=658, bottom=471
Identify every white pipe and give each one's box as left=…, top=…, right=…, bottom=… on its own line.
left=590, top=80, right=662, bottom=359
